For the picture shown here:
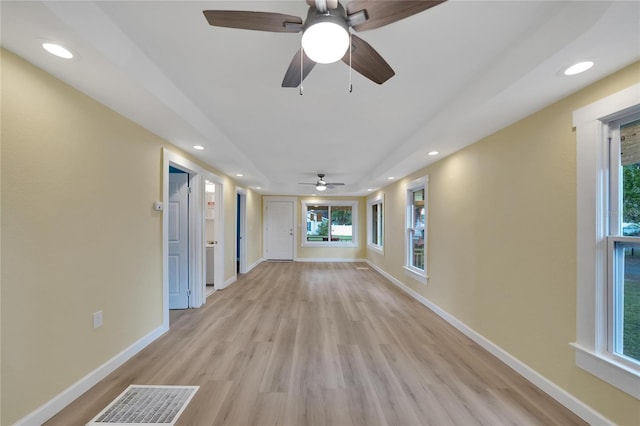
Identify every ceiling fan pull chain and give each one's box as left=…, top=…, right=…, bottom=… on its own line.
left=348, top=33, right=353, bottom=93
left=300, top=45, right=304, bottom=96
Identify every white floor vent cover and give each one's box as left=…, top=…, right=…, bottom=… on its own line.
left=87, top=385, right=198, bottom=425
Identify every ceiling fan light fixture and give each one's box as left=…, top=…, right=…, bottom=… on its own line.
left=316, top=184, right=327, bottom=191
left=302, top=19, right=349, bottom=64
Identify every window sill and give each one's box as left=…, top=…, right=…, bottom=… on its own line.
left=367, top=244, right=384, bottom=255
left=570, top=342, right=640, bottom=399
left=403, top=266, right=428, bottom=284
left=301, top=242, right=357, bottom=248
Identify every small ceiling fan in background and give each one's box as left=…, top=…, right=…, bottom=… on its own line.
left=299, top=174, right=345, bottom=191
left=203, top=0, right=446, bottom=88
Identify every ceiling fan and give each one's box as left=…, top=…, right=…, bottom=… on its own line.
left=203, top=0, right=446, bottom=88
left=299, top=174, right=345, bottom=191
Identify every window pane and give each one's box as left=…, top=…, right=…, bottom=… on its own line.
left=612, top=241, right=640, bottom=362
left=331, top=206, right=352, bottom=242
left=622, top=120, right=640, bottom=235
left=411, top=229, right=424, bottom=270
left=307, top=206, right=329, bottom=241
left=379, top=204, right=384, bottom=246
left=412, top=189, right=425, bottom=229
left=372, top=204, right=379, bottom=245
left=410, top=188, right=425, bottom=270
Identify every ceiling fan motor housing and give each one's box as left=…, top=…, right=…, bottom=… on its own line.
left=304, top=2, right=348, bottom=30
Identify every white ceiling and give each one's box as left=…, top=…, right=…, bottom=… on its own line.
left=2, top=1, right=639, bottom=195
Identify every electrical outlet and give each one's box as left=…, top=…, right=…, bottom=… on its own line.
left=93, top=310, right=103, bottom=329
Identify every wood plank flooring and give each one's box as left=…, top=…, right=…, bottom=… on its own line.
left=45, top=262, right=586, bottom=426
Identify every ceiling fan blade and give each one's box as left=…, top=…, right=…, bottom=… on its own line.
left=326, top=183, right=345, bottom=186
left=342, top=35, right=395, bottom=85
left=203, top=10, right=303, bottom=33
left=282, top=49, right=317, bottom=87
left=346, top=1, right=446, bottom=32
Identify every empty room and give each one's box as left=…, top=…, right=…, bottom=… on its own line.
left=2, top=1, right=640, bottom=425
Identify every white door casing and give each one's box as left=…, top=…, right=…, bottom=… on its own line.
left=168, top=172, right=189, bottom=309
left=265, top=200, right=294, bottom=260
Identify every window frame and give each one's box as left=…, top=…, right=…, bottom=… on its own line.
left=607, top=112, right=640, bottom=369
left=301, top=200, right=358, bottom=248
left=573, top=83, right=640, bottom=400
left=367, top=194, right=384, bottom=254
left=404, top=176, right=428, bottom=283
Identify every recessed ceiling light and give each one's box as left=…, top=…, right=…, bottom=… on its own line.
left=387, top=176, right=395, bottom=180
left=367, top=188, right=373, bottom=191
left=563, top=61, right=594, bottom=76
left=428, top=151, right=439, bottom=156
left=42, top=42, right=73, bottom=59
left=236, top=173, right=243, bottom=177
left=255, top=186, right=261, bottom=190
left=193, top=145, right=205, bottom=150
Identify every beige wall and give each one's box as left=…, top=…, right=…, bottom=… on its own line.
left=222, top=176, right=238, bottom=282
left=0, top=49, right=245, bottom=424
left=246, top=189, right=263, bottom=267
left=367, top=62, right=640, bottom=425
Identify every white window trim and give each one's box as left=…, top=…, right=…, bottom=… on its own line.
left=367, top=194, right=384, bottom=255
left=573, top=82, right=640, bottom=399
left=301, top=200, right=358, bottom=248
left=404, top=176, right=428, bottom=283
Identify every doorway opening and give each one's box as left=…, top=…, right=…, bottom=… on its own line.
left=236, top=188, right=247, bottom=274
left=168, top=166, right=190, bottom=309
left=162, top=149, right=205, bottom=329
left=204, top=173, right=224, bottom=298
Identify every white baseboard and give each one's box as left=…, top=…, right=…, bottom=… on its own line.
left=245, top=258, right=264, bottom=273
left=221, top=275, right=237, bottom=289
left=365, top=261, right=613, bottom=426
left=16, top=324, right=168, bottom=426
left=294, top=258, right=367, bottom=263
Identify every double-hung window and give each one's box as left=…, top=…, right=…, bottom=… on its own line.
left=302, top=200, right=358, bottom=247
left=573, top=84, right=640, bottom=399
left=405, top=177, right=428, bottom=282
left=367, top=195, right=384, bottom=254
left=607, top=114, right=640, bottom=366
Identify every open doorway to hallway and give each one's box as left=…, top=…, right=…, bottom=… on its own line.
left=236, top=188, right=247, bottom=274
left=204, top=170, right=224, bottom=297
left=162, top=149, right=205, bottom=328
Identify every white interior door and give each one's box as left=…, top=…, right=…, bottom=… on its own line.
left=266, top=201, right=294, bottom=260
left=169, top=172, right=189, bottom=309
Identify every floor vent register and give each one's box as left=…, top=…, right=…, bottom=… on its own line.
left=87, top=385, right=198, bottom=425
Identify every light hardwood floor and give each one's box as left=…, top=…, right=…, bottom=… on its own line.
left=46, top=262, right=586, bottom=426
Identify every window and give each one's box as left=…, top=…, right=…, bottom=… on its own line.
left=302, top=200, right=358, bottom=247
left=405, top=177, right=428, bottom=282
left=573, top=83, right=640, bottom=399
left=608, top=115, right=640, bottom=365
left=367, top=195, right=384, bottom=253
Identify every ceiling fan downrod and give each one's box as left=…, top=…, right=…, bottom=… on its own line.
left=348, top=32, right=353, bottom=93
left=314, top=0, right=328, bottom=13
